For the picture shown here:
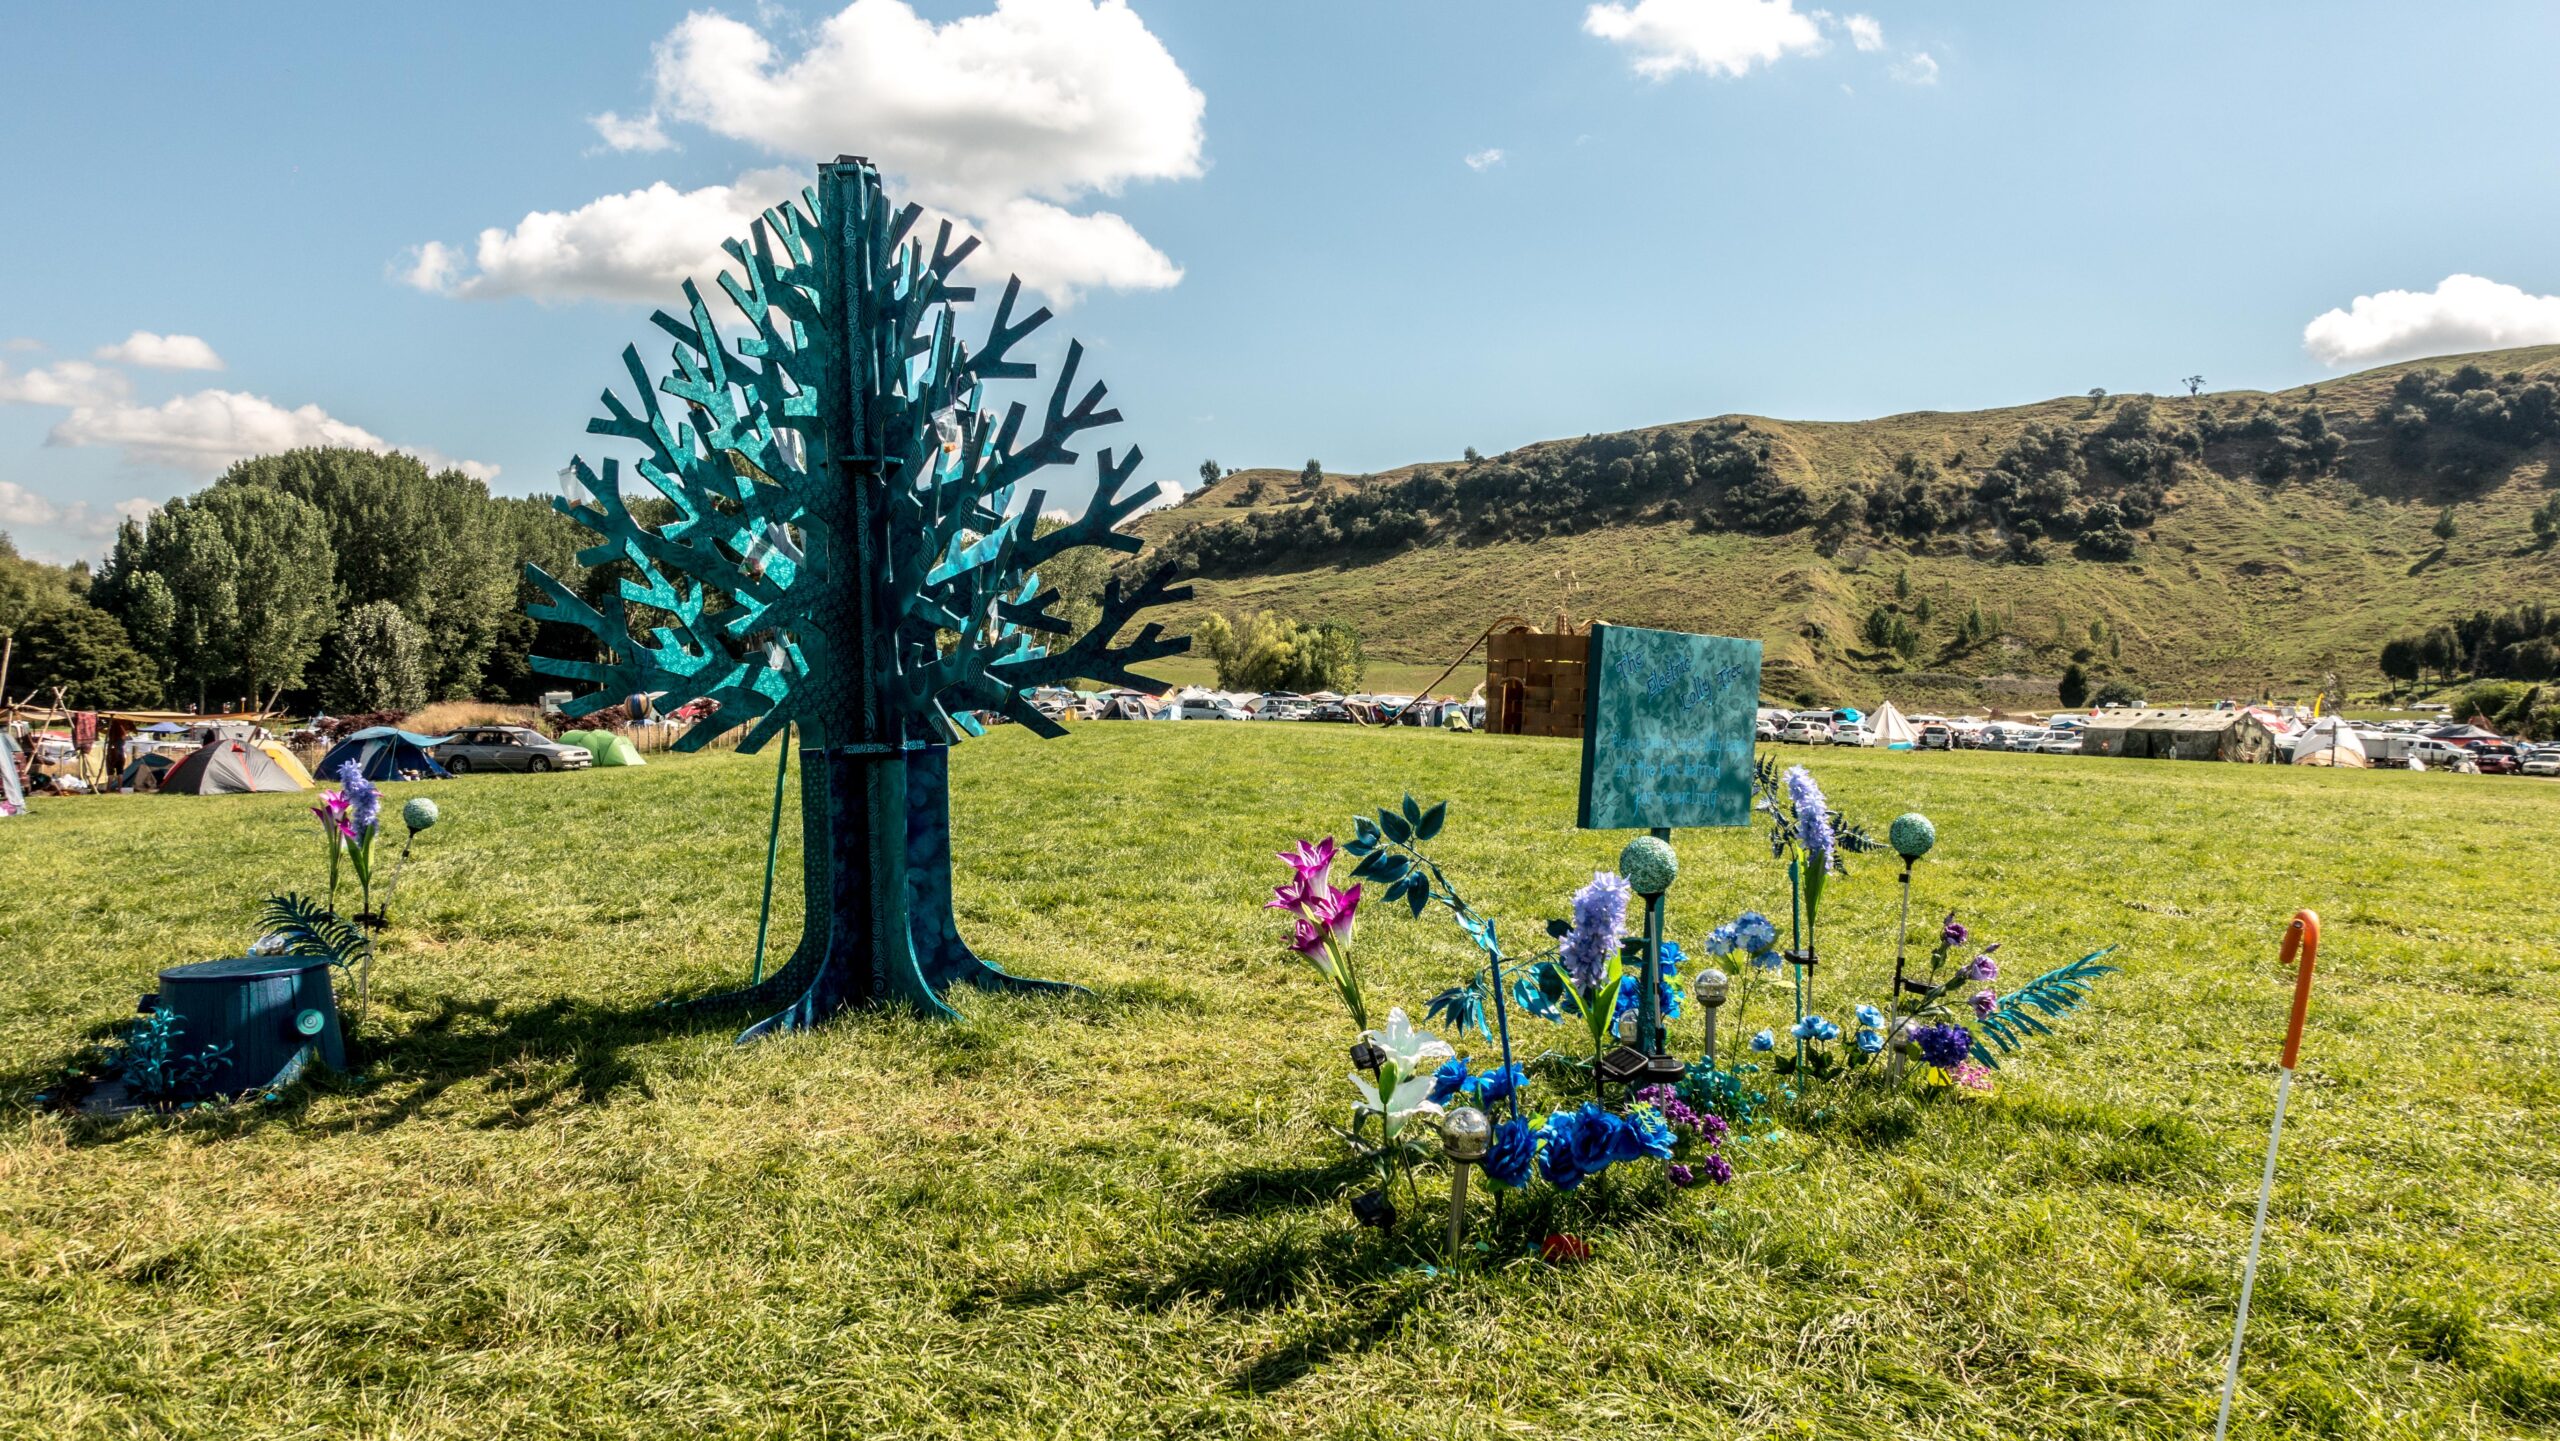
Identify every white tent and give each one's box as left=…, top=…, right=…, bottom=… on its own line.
left=2290, top=716, right=2369, bottom=768
left=1870, top=702, right=1918, bottom=751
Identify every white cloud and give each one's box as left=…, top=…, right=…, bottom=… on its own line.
left=1844, top=14, right=1883, bottom=51
left=0, top=359, right=130, bottom=409
left=1585, top=0, right=1827, bottom=78
left=400, top=168, right=805, bottom=305
left=0, top=480, right=153, bottom=540
left=2303, top=274, right=2560, bottom=368
left=93, top=331, right=224, bottom=371
left=589, top=109, right=674, bottom=152
left=46, top=388, right=497, bottom=481
left=2, top=338, right=42, bottom=353
left=1464, top=148, right=1506, bottom=172
left=1891, top=51, right=1939, bottom=84
left=413, top=0, right=1205, bottom=307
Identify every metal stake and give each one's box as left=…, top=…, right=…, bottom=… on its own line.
left=2214, top=911, right=2320, bottom=1441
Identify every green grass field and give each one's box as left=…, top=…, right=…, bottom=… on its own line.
left=4, top=728, right=2557, bottom=1439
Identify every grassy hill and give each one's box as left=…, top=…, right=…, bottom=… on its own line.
left=1138, top=347, right=2560, bottom=705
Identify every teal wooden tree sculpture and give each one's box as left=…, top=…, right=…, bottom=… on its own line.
left=524, top=156, right=1190, bottom=1038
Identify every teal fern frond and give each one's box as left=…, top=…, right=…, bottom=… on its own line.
left=1972, top=946, right=2121, bottom=1068
left=258, top=892, right=373, bottom=970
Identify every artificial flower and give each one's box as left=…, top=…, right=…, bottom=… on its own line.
left=1783, top=765, right=1834, bottom=860
left=1669, top=1162, right=1696, bottom=1187
left=1854, top=1027, right=1884, bottom=1055
left=1912, top=1022, right=1975, bottom=1070
left=1855, top=1003, right=1886, bottom=1030
left=1350, top=1068, right=1441, bottom=1130
left=1482, top=1117, right=1536, bottom=1187
left=1950, top=1060, right=1995, bottom=1093
left=1468, top=1063, right=1526, bottom=1106
left=1942, top=919, right=1969, bottom=947
left=1704, top=921, right=1739, bottom=957
left=1613, top=1106, right=1678, bottom=1163
left=1792, top=1014, right=1840, bottom=1043
left=1279, top=837, right=1337, bottom=896
left=1972, top=988, right=2000, bottom=1020
left=1735, top=911, right=1779, bottom=956
left=1695, top=1153, right=1735, bottom=1184
left=1750, top=1029, right=1776, bottom=1052
left=1968, top=950, right=2001, bottom=982
left=1560, top=872, right=1632, bottom=992
left=1361, top=1007, right=1454, bottom=1074
left=1307, top=884, right=1362, bottom=949
left=1428, top=1057, right=1473, bottom=1105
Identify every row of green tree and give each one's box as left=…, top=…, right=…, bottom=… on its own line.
left=0, top=448, right=595, bottom=713
left=1189, top=610, right=1365, bottom=694
left=2380, top=600, right=2560, bottom=686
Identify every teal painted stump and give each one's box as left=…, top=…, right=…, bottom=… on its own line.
left=156, top=954, right=344, bottom=1098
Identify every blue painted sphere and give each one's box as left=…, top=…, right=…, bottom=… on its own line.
left=403, top=797, right=441, bottom=835
left=1889, top=812, right=1936, bottom=860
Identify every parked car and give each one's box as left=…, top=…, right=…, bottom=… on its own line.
left=1176, top=699, right=1249, bottom=721
left=1781, top=717, right=1836, bottom=745
left=2470, top=742, right=2524, bottom=775
left=2406, top=737, right=2478, bottom=771
left=434, top=727, right=592, bottom=774
left=1306, top=702, right=1355, bottom=723
left=2037, top=727, right=2084, bottom=754
left=2522, top=749, right=2560, bottom=777
left=1982, top=723, right=2042, bottom=752
left=1918, top=724, right=1954, bottom=750
left=1248, top=695, right=1307, bottom=720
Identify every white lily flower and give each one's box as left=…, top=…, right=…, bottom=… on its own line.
left=1350, top=1069, right=1443, bottom=1135
left=1359, top=1007, right=1455, bottom=1073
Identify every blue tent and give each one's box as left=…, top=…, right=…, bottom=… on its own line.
left=317, top=727, right=453, bottom=782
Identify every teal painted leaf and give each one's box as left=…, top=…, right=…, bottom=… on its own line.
left=1415, top=799, right=1447, bottom=841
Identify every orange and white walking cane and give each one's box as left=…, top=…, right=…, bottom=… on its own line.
left=2214, top=910, right=2319, bottom=1441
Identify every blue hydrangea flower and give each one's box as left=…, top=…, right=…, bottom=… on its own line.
left=1792, top=1014, right=1840, bottom=1043
left=1482, top=1117, right=1536, bottom=1188
left=1735, top=911, right=1779, bottom=955
left=1855, top=1004, right=1886, bottom=1030
left=1854, top=1027, right=1884, bottom=1055
left=1750, top=1029, right=1776, bottom=1053
left=1705, top=922, right=1740, bottom=957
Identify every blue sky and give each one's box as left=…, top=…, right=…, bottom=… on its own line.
left=7, top=0, right=2560, bottom=563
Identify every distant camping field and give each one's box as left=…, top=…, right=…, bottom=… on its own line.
left=3, top=726, right=2555, bottom=1439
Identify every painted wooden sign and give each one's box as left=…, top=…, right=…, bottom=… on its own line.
left=1575, top=624, right=1761, bottom=830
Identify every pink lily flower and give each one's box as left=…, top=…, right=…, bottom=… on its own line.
left=1278, top=837, right=1337, bottom=901
left=1307, top=883, right=1361, bottom=949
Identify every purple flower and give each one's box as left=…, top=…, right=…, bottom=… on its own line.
left=1560, top=871, right=1631, bottom=993
left=1971, top=988, right=1999, bottom=1019
left=335, top=762, right=381, bottom=833
left=1697, top=1152, right=1735, bottom=1185
left=1668, top=1163, right=1696, bottom=1187
left=1784, top=766, right=1834, bottom=859
left=1912, top=1022, right=1974, bottom=1070
left=1942, top=919, right=1969, bottom=947
left=1968, top=950, right=2001, bottom=982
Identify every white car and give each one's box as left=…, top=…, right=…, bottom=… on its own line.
left=1176, top=700, right=1249, bottom=721
left=2521, top=749, right=2560, bottom=777
left=2037, top=727, right=2084, bottom=754
left=1781, top=717, right=1836, bottom=745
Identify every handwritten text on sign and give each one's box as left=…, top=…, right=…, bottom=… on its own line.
left=1576, top=625, right=1761, bottom=830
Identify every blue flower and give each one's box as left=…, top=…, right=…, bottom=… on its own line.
left=1854, top=1027, right=1884, bottom=1055
left=1912, top=1022, right=1974, bottom=1070
left=1750, top=1029, right=1776, bottom=1053
left=1704, top=922, right=1738, bottom=957
left=335, top=762, right=382, bottom=833
left=1735, top=911, right=1779, bottom=955
left=1783, top=766, right=1834, bottom=859
left=1855, top=1004, right=1886, bottom=1030
left=1468, top=1063, right=1527, bottom=1106
left=1428, top=1057, right=1472, bottom=1105
left=1614, top=1105, right=1677, bottom=1163
left=1792, top=1014, right=1840, bottom=1043
left=1536, top=1104, right=1618, bottom=1190
left=1482, top=1117, right=1535, bottom=1188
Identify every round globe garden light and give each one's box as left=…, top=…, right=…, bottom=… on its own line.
left=1693, top=966, right=1731, bottom=1062
left=402, top=797, right=440, bottom=836
left=1599, top=834, right=1686, bottom=1090
left=1617, top=834, right=1679, bottom=897
left=1439, top=1104, right=1493, bottom=1260
left=1886, top=812, right=1935, bottom=1062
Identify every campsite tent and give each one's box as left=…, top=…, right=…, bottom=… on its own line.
left=160, top=740, right=309, bottom=795
left=1869, top=702, right=1918, bottom=751
left=115, top=752, right=176, bottom=792
left=559, top=728, right=645, bottom=766
left=2290, top=716, right=2369, bottom=768
left=0, top=732, right=24, bottom=816
left=261, top=742, right=317, bottom=788
left=317, top=727, right=452, bottom=782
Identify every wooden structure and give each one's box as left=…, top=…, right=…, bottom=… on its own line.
left=1484, top=615, right=1593, bottom=738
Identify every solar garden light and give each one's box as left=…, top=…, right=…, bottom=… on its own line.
left=375, top=797, right=441, bottom=921
left=1599, top=833, right=1688, bottom=1090
left=1885, top=812, right=1935, bottom=1075
left=2215, top=910, right=2321, bottom=1441
left=1438, top=1104, right=1492, bottom=1260
left=1692, top=966, right=1729, bottom=1065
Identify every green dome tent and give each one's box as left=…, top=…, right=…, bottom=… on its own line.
left=560, top=729, right=645, bottom=767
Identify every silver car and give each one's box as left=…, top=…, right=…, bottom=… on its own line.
left=434, top=726, right=593, bottom=774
